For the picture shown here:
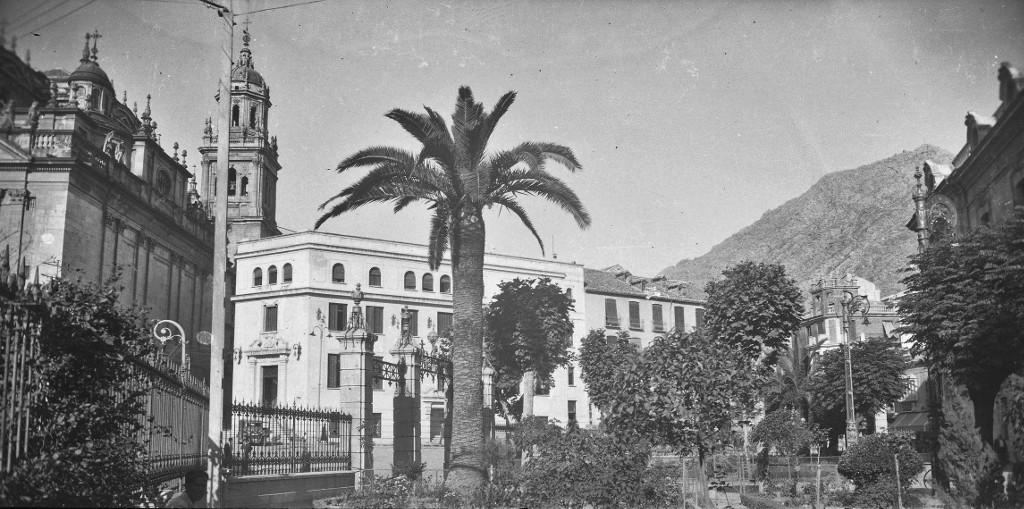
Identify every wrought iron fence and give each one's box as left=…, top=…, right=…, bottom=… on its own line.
left=129, top=353, right=209, bottom=484
left=0, top=299, right=41, bottom=473
left=227, top=401, right=352, bottom=476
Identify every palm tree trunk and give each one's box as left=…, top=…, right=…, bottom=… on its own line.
left=445, top=214, right=487, bottom=495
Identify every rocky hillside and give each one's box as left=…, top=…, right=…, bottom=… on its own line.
left=660, top=144, right=953, bottom=298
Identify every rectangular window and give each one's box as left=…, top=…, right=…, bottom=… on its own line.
left=674, top=306, right=686, bottom=331
left=695, top=308, right=706, bottom=328
left=373, top=356, right=384, bottom=391
left=430, top=407, right=445, bottom=440
left=327, top=354, right=340, bottom=388
left=437, top=312, right=453, bottom=338
left=568, top=400, right=577, bottom=424
left=568, top=365, right=575, bottom=386
left=261, top=365, right=278, bottom=406
left=264, top=305, right=278, bottom=332
left=628, top=301, right=642, bottom=330
left=365, top=306, right=384, bottom=334
left=652, top=304, right=665, bottom=332
left=605, top=299, right=619, bottom=328
left=371, top=413, right=382, bottom=438
left=328, top=303, right=348, bottom=331
left=903, top=376, right=919, bottom=401
left=408, top=309, right=419, bottom=336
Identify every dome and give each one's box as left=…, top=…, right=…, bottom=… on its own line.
left=231, top=65, right=265, bottom=87
left=69, top=59, right=111, bottom=88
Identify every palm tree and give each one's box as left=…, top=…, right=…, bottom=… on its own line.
left=315, top=87, right=591, bottom=493
left=767, top=337, right=826, bottom=419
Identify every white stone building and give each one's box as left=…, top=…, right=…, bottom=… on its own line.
left=230, top=231, right=589, bottom=473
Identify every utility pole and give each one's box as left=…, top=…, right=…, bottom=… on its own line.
left=201, top=0, right=232, bottom=505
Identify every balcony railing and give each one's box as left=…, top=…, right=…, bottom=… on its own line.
left=629, top=318, right=643, bottom=331
left=652, top=320, right=666, bottom=332
left=605, top=317, right=620, bottom=328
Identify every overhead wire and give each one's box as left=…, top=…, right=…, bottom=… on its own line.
left=13, top=0, right=98, bottom=40
left=7, top=0, right=68, bottom=32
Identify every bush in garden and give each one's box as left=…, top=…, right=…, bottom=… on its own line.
left=837, top=432, right=923, bottom=506
left=0, top=278, right=155, bottom=507
left=513, top=419, right=683, bottom=508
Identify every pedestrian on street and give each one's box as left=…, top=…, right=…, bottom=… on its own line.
left=166, top=469, right=208, bottom=508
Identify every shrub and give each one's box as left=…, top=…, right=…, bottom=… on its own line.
left=837, top=432, right=923, bottom=505
left=0, top=278, right=154, bottom=507
left=739, top=493, right=786, bottom=509
left=512, top=420, right=683, bottom=508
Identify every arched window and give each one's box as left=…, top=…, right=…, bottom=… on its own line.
left=240, top=176, right=249, bottom=196
left=439, top=275, right=451, bottom=294
left=228, top=168, right=237, bottom=196
left=404, top=271, right=416, bottom=290
left=422, top=273, right=434, bottom=292
left=253, top=267, right=263, bottom=286
left=282, top=263, right=292, bottom=283
left=250, top=105, right=258, bottom=128
left=231, top=104, right=239, bottom=126
left=268, top=265, right=278, bottom=285
left=369, top=267, right=382, bottom=287
left=89, top=89, right=101, bottom=110
left=1015, top=176, right=1024, bottom=206
left=332, top=263, right=345, bottom=283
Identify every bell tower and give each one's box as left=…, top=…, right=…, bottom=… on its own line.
left=198, top=27, right=281, bottom=257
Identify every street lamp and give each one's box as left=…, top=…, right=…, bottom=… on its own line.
left=838, top=290, right=870, bottom=446
left=152, top=319, right=212, bottom=370
left=309, top=308, right=333, bottom=407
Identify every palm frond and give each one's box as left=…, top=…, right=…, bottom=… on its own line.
left=336, top=146, right=416, bottom=173
left=510, top=142, right=582, bottom=172
left=490, top=196, right=544, bottom=256
left=385, top=109, right=438, bottom=146
left=427, top=205, right=453, bottom=270
left=394, top=195, right=418, bottom=213
left=488, top=167, right=592, bottom=228
left=477, top=91, right=516, bottom=150
left=315, top=166, right=441, bottom=229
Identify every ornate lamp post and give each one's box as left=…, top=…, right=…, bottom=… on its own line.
left=838, top=290, right=870, bottom=446
left=309, top=308, right=333, bottom=407
left=152, top=319, right=211, bottom=370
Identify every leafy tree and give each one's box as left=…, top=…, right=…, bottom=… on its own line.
left=936, top=381, right=1001, bottom=507
left=484, top=277, right=575, bottom=421
left=590, top=330, right=767, bottom=507
left=578, top=329, right=639, bottom=415
left=314, top=87, right=591, bottom=492
left=807, top=338, right=910, bottom=447
left=0, top=278, right=154, bottom=507
left=837, top=432, right=924, bottom=508
left=703, top=261, right=804, bottom=366
left=750, top=409, right=822, bottom=484
left=899, top=209, right=1024, bottom=444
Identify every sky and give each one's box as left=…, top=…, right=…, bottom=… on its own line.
left=3, top=0, right=1022, bottom=276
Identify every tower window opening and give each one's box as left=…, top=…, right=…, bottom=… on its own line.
left=232, top=105, right=239, bottom=127
left=250, top=105, right=258, bottom=128
left=240, top=176, right=249, bottom=196
left=228, top=168, right=237, bottom=196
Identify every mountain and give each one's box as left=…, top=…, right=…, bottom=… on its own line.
left=660, top=144, right=954, bottom=299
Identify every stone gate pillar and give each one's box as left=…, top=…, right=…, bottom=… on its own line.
left=392, top=306, right=421, bottom=470
left=337, top=284, right=375, bottom=479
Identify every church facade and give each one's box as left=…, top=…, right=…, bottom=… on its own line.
left=0, top=34, right=215, bottom=373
